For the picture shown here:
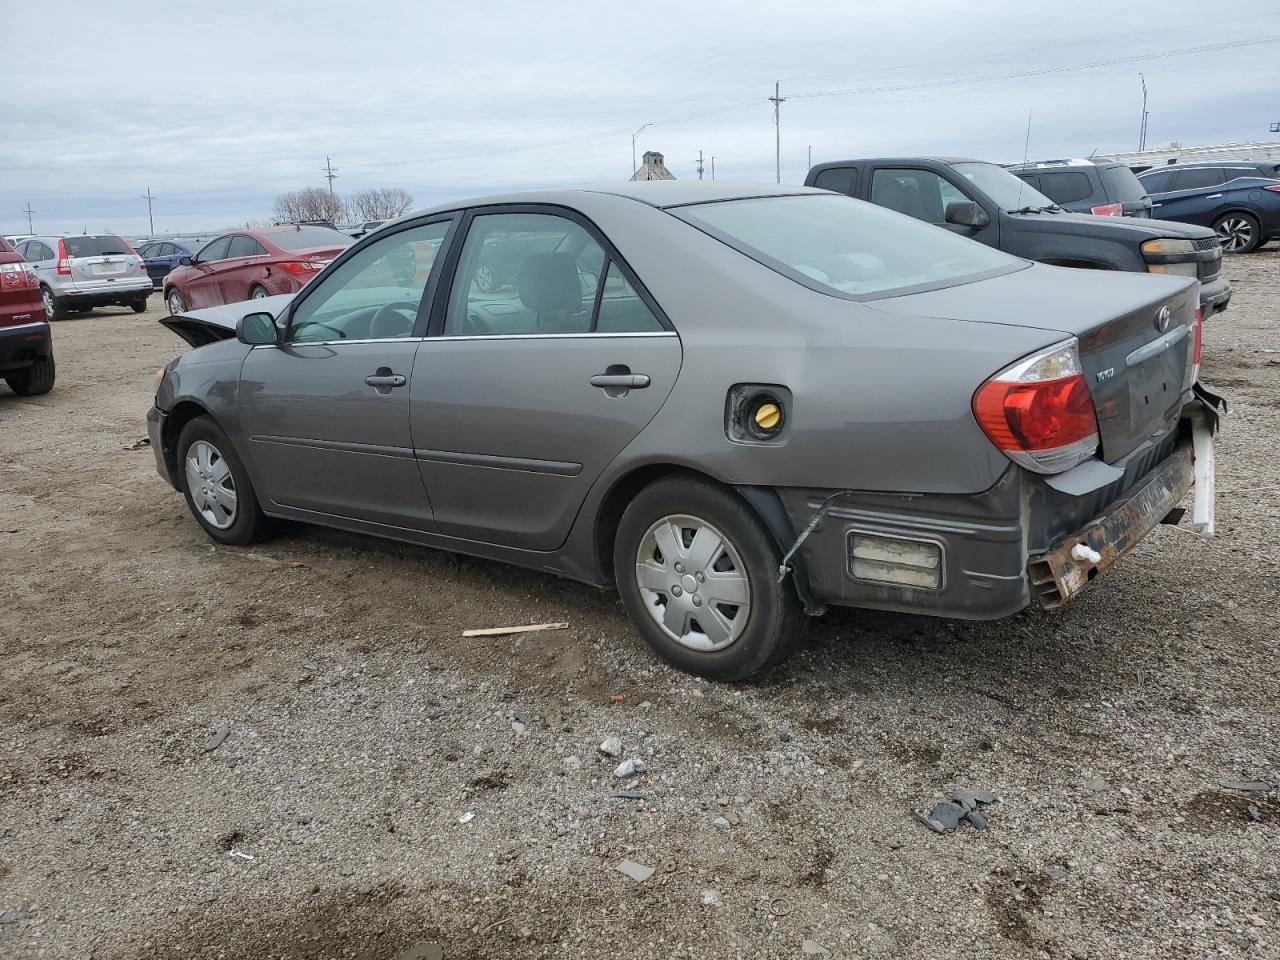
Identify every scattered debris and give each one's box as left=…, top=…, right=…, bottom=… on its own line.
left=461, top=622, right=568, bottom=638
left=458, top=811, right=475, bottom=824
left=614, top=758, right=647, bottom=779
left=609, top=790, right=646, bottom=801
left=663, top=860, right=677, bottom=873
left=599, top=736, right=623, bottom=757
left=768, top=896, right=793, bottom=916
left=302, top=661, right=318, bottom=672
left=1248, top=805, right=1264, bottom=822
left=802, top=939, right=829, bottom=954
left=203, top=722, right=231, bottom=753
left=616, top=858, right=655, bottom=882
left=1043, top=865, right=1068, bottom=881
left=1220, top=780, right=1276, bottom=794
left=227, top=849, right=254, bottom=861
left=288, top=561, right=307, bottom=569
left=396, top=941, right=443, bottom=960
left=1084, top=776, right=1108, bottom=793
left=914, top=787, right=997, bottom=833
left=0, top=909, right=25, bottom=924
left=562, top=756, right=583, bottom=771
left=699, top=888, right=723, bottom=907
left=609, top=694, right=626, bottom=704
left=711, top=816, right=732, bottom=831
left=122, top=437, right=151, bottom=451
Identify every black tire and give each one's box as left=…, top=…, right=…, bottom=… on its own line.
left=130, top=299, right=147, bottom=313
left=176, top=416, right=273, bottom=546
left=1214, top=212, right=1263, bottom=254
left=614, top=476, right=804, bottom=680
left=4, top=356, right=55, bottom=396
left=41, top=286, right=68, bottom=321
left=249, top=284, right=269, bottom=300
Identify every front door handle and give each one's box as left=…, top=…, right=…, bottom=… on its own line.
left=590, top=373, right=650, bottom=389
left=1205, top=193, right=1223, bottom=199
left=365, top=371, right=407, bottom=388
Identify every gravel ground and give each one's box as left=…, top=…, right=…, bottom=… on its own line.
left=1, top=253, right=1278, bottom=960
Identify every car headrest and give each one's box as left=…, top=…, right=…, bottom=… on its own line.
left=516, top=253, right=581, bottom=315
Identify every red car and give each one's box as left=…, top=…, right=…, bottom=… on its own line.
left=0, top=236, right=54, bottom=395
left=162, top=225, right=353, bottom=313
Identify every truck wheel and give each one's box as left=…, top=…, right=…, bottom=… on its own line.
left=614, top=476, right=804, bottom=680
left=5, top=356, right=55, bottom=396
left=41, top=286, right=68, bottom=321
left=1214, top=212, right=1262, bottom=253
left=176, top=416, right=273, bottom=546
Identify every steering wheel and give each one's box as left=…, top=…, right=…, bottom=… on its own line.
left=370, top=301, right=420, bottom=338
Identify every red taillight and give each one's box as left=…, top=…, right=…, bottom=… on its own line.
left=972, top=339, right=1100, bottom=474
left=56, top=239, right=71, bottom=275
left=1090, top=202, right=1124, bottom=216
left=1264, top=185, right=1280, bottom=193
left=278, top=260, right=323, bottom=277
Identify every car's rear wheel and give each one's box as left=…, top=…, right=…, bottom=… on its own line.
left=249, top=284, right=269, bottom=300
left=1214, top=212, right=1262, bottom=253
left=4, top=356, right=55, bottom=396
left=473, top=264, right=495, bottom=293
left=41, top=286, right=68, bottom=321
left=176, top=416, right=272, bottom=546
left=614, top=476, right=803, bottom=680
left=130, top=298, right=147, bottom=313
left=166, top=289, right=186, bottom=314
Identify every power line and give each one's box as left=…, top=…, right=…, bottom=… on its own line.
left=323, top=156, right=338, bottom=195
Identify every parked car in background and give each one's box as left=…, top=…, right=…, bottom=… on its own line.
left=16, top=234, right=152, bottom=320
left=1136, top=161, right=1280, bottom=253
left=137, top=239, right=206, bottom=289
left=806, top=157, right=1231, bottom=317
left=148, top=182, right=1221, bottom=680
left=161, top=225, right=354, bottom=313
left=1007, top=159, right=1153, bottom=217
left=0, top=236, right=54, bottom=395
left=343, top=220, right=386, bottom=239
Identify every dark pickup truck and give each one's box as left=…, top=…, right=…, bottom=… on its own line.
left=805, top=157, right=1231, bottom=317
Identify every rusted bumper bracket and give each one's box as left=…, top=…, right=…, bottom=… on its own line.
left=1029, top=441, right=1195, bottom=608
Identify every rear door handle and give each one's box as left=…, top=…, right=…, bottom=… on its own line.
left=1205, top=193, right=1223, bottom=199
left=365, top=373, right=407, bottom=388
left=590, top=373, right=650, bottom=389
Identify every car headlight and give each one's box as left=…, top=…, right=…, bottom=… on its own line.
left=153, top=365, right=168, bottom=394
left=1142, top=238, right=1200, bottom=276
left=1142, top=238, right=1195, bottom=256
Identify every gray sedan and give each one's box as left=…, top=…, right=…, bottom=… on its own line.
left=148, top=182, right=1222, bottom=680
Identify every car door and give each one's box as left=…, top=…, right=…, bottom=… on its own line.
left=1150, top=168, right=1226, bottom=226
left=219, top=234, right=269, bottom=303
left=866, top=165, right=1000, bottom=248
left=410, top=207, right=681, bottom=550
left=183, top=236, right=232, bottom=308
left=237, top=217, right=456, bottom=529
left=18, top=241, right=53, bottom=287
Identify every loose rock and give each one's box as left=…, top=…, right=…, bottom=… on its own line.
left=599, top=736, right=623, bottom=757
left=613, top=758, right=647, bottom=778
left=616, top=858, right=655, bottom=882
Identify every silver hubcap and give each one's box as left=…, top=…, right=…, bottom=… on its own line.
left=251, top=287, right=267, bottom=299
left=635, top=514, right=751, bottom=652
left=1216, top=217, right=1254, bottom=252
left=185, top=440, right=237, bottom=530
left=168, top=291, right=185, bottom=313
left=475, top=265, right=494, bottom=292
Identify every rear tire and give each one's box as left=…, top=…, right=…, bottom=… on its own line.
left=249, top=284, right=269, bottom=300
left=41, top=286, right=68, bottom=321
left=613, top=476, right=804, bottom=681
left=4, top=356, right=55, bottom=396
left=176, top=416, right=273, bottom=546
left=1214, top=212, right=1262, bottom=253
left=130, top=299, right=147, bottom=313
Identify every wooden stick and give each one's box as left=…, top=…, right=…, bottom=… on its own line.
left=462, top=622, right=569, bottom=638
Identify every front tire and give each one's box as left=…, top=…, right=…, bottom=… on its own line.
left=41, top=286, right=68, bottom=321
left=614, top=476, right=803, bottom=680
left=4, top=356, right=55, bottom=396
left=176, top=417, right=272, bottom=546
left=1214, top=212, right=1262, bottom=253
left=166, top=288, right=187, bottom=314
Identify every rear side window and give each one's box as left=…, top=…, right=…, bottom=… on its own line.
left=1099, top=165, right=1149, bottom=202
left=1013, top=172, right=1041, bottom=191
left=1170, top=168, right=1226, bottom=190
left=1036, top=171, right=1094, bottom=205
left=228, top=235, right=267, bottom=258
left=811, top=167, right=859, bottom=197
left=62, top=235, right=132, bottom=257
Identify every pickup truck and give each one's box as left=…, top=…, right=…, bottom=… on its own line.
left=805, top=157, right=1231, bottom=317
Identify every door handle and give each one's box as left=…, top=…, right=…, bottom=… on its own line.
left=1205, top=193, right=1223, bottom=199
left=1151, top=202, right=1162, bottom=207
left=365, top=373, right=407, bottom=388
left=590, top=373, right=650, bottom=389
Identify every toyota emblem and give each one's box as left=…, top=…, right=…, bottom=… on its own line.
left=1155, top=305, right=1171, bottom=332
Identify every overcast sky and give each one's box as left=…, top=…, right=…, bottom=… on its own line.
left=3, top=1, right=1277, bottom=236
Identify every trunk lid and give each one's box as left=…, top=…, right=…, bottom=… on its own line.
left=61, top=235, right=143, bottom=284
left=867, top=264, right=1198, bottom=463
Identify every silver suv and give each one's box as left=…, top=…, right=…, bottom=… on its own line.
left=16, top=235, right=152, bottom=319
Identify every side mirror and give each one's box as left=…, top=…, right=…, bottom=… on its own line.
left=178, top=256, right=193, bottom=266
left=237, top=312, right=279, bottom=346
left=944, top=200, right=990, bottom=230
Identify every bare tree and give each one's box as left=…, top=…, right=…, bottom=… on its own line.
left=347, top=187, right=413, bottom=221
left=273, top=187, right=346, bottom=224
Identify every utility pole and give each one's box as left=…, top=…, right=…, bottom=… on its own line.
left=630, top=123, right=651, bottom=176
left=142, top=187, right=156, bottom=235
left=808, top=145, right=812, bottom=169
left=1138, top=74, right=1149, bottom=152
left=710, top=157, right=716, bottom=180
left=697, top=150, right=704, bottom=180
left=22, top=203, right=35, bottom=233
left=323, top=156, right=338, bottom=195
left=768, top=81, right=787, bottom=183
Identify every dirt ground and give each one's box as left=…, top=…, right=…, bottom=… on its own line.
left=1, top=252, right=1278, bottom=960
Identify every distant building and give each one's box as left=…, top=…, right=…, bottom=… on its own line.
left=1100, top=139, right=1280, bottom=171
left=631, top=150, right=676, bottom=181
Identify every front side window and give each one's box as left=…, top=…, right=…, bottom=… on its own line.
left=1138, top=170, right=1173, bottom=193
left=197, top=237, right=232, bottom=262
left=950, top=161, right=1054, bottom=211
left=677, top=193, right=1022, bottom=299
left=288, top=220, right=451, bottom=343
left=227, top=235, right=267, bottom=258
left=444, top=213, right=610, bottom=336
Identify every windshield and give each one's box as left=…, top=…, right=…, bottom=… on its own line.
left=951, top=162, right=1054, bottom=211
left=677, top=194, right=1021, bottom=299
left=63, top=235, right=133, bottom=257
left=270, top=227, right=354, bottom=252
left=1100, top=165, right=1150, bottom=202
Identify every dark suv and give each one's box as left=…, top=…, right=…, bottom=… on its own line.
left=805, top=157, right=1231, bottom=317
left=1135, top=161, right=1280, bottom=253
left=1007, top=159, right=1153, bottom=218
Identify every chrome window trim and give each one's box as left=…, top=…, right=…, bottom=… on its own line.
left=258, top=331, right=679, bottom=348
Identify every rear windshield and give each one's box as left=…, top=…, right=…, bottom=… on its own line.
left=63, top=235, right=133, bottom=257
left=676, top=193, right=1021, bottom=299
left=1100, top=165, right=1149, bottom=202
left=269, top=227, right=354, bottom=252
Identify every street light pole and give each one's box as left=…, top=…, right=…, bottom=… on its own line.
left=768, top=81, right=787, bottom=183
left=631, top=123, right=652, bottom=176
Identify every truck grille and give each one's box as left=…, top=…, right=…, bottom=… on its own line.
left=1195, top=236, right=1222, bottom=282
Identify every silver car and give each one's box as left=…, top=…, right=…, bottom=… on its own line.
left=148, top=182, right=1222, bottom=680
left=17, top=234, right=152, bottom=319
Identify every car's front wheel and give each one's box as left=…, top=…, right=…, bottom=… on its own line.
left=176, top=417, right=272, bottom=546
left=614, top=476, right=803, bottom=680
left=166, top=288, right=187, bottom=314
left=249, top=284, right=269, bottom=300
left=1214, top=212, right=1262, bottom=253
